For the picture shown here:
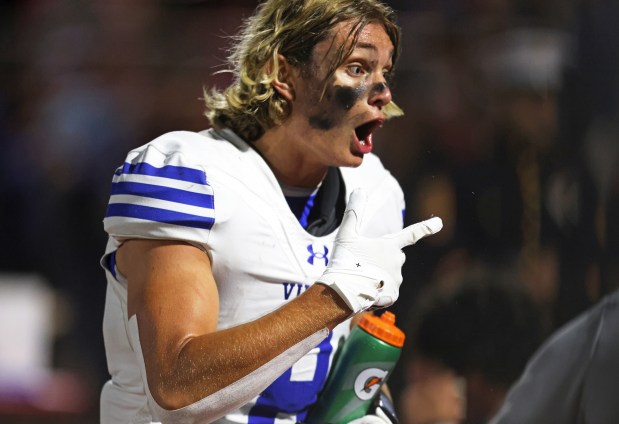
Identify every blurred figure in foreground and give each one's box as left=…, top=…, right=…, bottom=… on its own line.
left=490, top=287, right=619, bottom=424
left=399, top=270, right=543, bottom=424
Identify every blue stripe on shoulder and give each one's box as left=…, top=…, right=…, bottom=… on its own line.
left=115, top=162, right=206, bottom=185
left=105, top=203, right=214, bottom=230
left=111, top=181, right=214, bottom=209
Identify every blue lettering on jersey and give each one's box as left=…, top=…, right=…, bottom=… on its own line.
left=248, top=333, right=333, bottom=423
left=283, top=282, right=310, bottom=300
left=307, top=244, right=329, bottom=266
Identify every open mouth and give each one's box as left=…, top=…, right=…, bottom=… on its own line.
left=354, top=119, right=384, bottom=154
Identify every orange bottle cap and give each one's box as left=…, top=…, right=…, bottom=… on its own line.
left=358, top=311, right=405, bottom=348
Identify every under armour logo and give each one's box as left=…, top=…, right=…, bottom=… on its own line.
left=307, top=244, right=329, bottom=266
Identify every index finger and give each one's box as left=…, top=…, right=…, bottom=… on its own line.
left=392, top=216, right=443, bottom=249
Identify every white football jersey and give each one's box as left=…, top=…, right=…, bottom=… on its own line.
left=100, top=128, right=405, bottom=423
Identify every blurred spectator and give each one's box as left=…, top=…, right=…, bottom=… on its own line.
left=387, top=22, right=603, bottom=337
left=397, top=268, right=543, bottom=424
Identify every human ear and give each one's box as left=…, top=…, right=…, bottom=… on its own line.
left=272, top=54, right=295, bottom=102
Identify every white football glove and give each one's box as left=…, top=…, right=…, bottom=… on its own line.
left=317, top=188, right=442, bottom=313
left=347, top=390, right=400, bottom=424
left=347, top=408, right=396, bottom=424
left=347, top=412, right=390, bottom=424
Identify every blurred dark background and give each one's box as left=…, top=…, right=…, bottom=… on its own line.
left=0, top=0, right=617, bottom=423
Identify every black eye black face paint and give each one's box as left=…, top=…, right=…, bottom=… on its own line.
left=308, top=83, right=367, bottom=131
left=334, top=85, right=365, bottom=111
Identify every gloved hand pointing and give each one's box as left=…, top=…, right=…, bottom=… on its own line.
left=317, top=188, right=442, bottom=314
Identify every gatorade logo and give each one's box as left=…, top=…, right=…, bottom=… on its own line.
left=363, top=377, right=383, bottom=393
left=353, top=368, right=388, bottom=400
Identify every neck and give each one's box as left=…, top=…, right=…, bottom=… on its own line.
left=254, top=126, right=328, bottom=188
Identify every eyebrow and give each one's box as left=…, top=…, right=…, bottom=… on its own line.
left=354, top=42, right=394, bottom=57
left=356, top=42, right=379, bottom=52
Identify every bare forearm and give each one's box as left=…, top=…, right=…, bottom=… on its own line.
left=148, top=283, right=350, bottom=409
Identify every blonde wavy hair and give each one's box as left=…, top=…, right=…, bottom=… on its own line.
left=203, top=0, right=402, bottom=141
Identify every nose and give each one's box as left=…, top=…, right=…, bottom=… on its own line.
left=368, top=79, right=392, bottom=109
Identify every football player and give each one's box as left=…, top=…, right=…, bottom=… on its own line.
left=99, top=0, right=442, bottom=422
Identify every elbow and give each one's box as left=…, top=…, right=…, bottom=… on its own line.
left=150, top=380, right=191, bottom=411
left=147, top=358, right=200, bottom=411
left=146, top=359, right=218, bottom=410
left=145, top=338, right=205, bottom=410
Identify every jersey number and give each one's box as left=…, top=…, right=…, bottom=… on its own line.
left=247, top=333, right=333, bottom=423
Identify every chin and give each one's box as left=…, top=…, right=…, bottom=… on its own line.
left=342, top=153, right=365, bottom=168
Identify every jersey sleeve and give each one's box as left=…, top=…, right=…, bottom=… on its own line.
left=103, top=143, right=214, bottom=250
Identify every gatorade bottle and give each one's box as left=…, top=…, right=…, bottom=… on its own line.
left=306, top=311, right=405, bottom=424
